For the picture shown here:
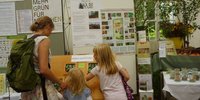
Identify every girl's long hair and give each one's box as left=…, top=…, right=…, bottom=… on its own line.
left=65, top=68, right=86, bottom=95
left=93, top=43, right=118, bottom=75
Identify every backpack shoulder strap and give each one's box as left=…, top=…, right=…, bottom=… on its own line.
left=31, top=34, right=43, bottom=39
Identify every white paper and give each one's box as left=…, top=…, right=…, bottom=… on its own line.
left=101, top=9, right=136, bottom=53
left=71, top=55, right=93, bottom=62
left=137, top=58, right=151, bottom=64
left=71, top=0, right=102, bottom=47
left=16, top=9, right=32, bottom=33
left=0, top=38, right=13, bottom=67
left=159, top=41, right=166, bottom=58
left=138, top=30, right=147, bottom=42
left=139, top=74, right=152, bottom=90
left=0, top=0, right=23, bottom=2
left=0, top=2, right=17, bottom=36
left=32, top=0, right=63, bottom=32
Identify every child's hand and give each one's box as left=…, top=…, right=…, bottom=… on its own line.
left=60, top=81, right=67, bottom=90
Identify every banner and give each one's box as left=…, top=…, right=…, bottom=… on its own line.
left=32, top=0, right=63, bottom=32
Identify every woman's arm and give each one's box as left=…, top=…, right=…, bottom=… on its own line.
left=119, top=67, right=130, bottom=82
left=38, top=38, right=66, bottom=89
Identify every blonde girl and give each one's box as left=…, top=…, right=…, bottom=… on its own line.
left=86, top=43, right=130, bottom=100
left=63, top=68, right=91, bottom=100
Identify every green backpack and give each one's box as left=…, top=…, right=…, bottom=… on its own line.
left=6, top=35, right=41, bottom=92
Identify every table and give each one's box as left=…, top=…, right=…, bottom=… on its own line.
left=162, top=72, right=200, bottom=100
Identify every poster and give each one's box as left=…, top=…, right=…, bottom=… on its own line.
left=16, top=9, right=32, bottom=33
left=166, top=40, right=177, bottom=55
left=139, top=74, right=152, bottom=90
left=0, top=74, right=6, bottom=94
left=32, top=0, right=63, bottom=32
left=137, top=42, right=151, bottom=64
left=0, top=2, right=17, bottom=36
left=0, top=35, right=26, bottom=67
left=70, top=0, right=102, bottom=47
left=101, top=9, right=136, bottom=53
left=0, top=0, right=23, bottom=2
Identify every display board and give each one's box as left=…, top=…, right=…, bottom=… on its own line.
left=50, top=55, right=104, bottom=100
left=67, top=0, right=137, bottom=94
left=0, top=0, right=65, bottom=55
left=71, top=0, right=135, bottom=54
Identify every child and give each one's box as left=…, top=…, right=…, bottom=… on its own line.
left=86, top=43, right=130, bottom=100
left=63, top=68, right=92, bottom=100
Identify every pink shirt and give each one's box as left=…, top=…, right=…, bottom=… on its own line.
left=91, top=61, right=127, bottom=100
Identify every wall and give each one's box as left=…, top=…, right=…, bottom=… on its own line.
left=62, top=0, right=137, bottom=94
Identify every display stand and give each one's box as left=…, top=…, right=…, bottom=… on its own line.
left=50, top=55, right=104, bottom=100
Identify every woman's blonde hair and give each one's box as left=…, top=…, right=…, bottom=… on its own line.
left=93, top=43, right=118, bottom=75
left=30, top=16, right=54, bottom=32
left=65, top=68, right=86, bottom=95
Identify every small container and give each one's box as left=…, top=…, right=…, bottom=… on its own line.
left=188, top=71, right=195, bottom=82
left=170, top=70, right=175, bottom=79
left=174, top=68, right=181, bottom=81
left=181, top=68, right=188, bottom=81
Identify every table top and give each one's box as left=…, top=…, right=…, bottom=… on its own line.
left=162, top=72, right=200, bottom=100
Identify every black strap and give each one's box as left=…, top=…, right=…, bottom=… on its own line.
left=31, top=34, right=43, bottom=39
left=39, top=64, right=51, bottom=100
left=40, top=75, right=48, bottom=100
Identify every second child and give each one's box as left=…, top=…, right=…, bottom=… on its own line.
left=86, top=43, right=130, bottom=100
left=63, top=68, right=92, bottom=100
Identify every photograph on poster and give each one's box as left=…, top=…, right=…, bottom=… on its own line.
left=128, top=12, right=134, bottom=17
left=88, top=63, right=97, bottom=73
left=125, top=29, right=128, bottom=34
left=116, top=13, right=121, bottom=17
left=108, top=43, right=114, bottom=46
left=102, top=21, right=108, bottom=25
left=65, top=64, right=75, bottom=72
left=102, top=30, right=107, bottom=34
left=89, top=22, right=100, bottom=29
left=125, top=33, right=134, bottom=39
left=101, top=13, right=106, bottom=19
left=113, top=18, right=124, bottom=40
left=116, top=43, right=123, bottom=46
left=102, top=25, right=109, bottom=30
left=126, top=42, right=134, bottom=45
left=130, top=18, right=134, bottom=21
left=108, top=13, right=112, bottom=20
left=129, top=29, right=134, bottom=33
left=88, top=11, right=99, bottom=19
left=112, top=13, right=116, bottom=17
left=129, top=23, right=134, bottom=28
left=124, top=12, right=128, bottom=18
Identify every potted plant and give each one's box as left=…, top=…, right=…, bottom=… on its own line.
left=159, top=0, right=200, bottom=48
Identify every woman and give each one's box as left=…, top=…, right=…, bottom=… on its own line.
left=21, top=16, right=66, bottom=100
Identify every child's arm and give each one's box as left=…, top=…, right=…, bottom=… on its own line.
left=86, top=73, right=95, bottom=81
left=119, top=68, right=130, bottom=82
